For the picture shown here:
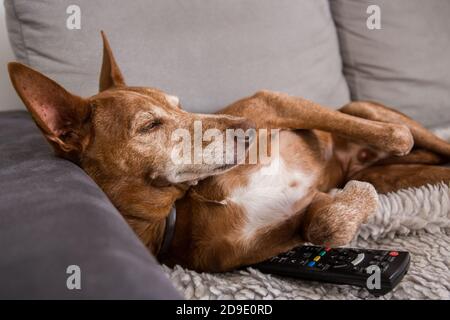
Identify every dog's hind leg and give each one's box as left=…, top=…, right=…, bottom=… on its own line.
left=300, top=181, right=378, bottom=247
left=375, top=148, right=447, bottom=165
left=340, top=101, right=450, bottom=159
left=350, top=164, right=450, bottom=194
left=220, top=91, right=414, bottom=157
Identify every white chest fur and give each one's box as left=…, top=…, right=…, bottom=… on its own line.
left=228, top=155, right=315, bottom=241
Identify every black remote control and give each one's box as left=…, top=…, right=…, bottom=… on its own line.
left=251, top=245, right=410, bottom=296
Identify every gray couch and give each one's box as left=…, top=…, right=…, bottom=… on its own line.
left=0, top=111, right=182, bottom=299
left=1, top=0, right=449, bottom=299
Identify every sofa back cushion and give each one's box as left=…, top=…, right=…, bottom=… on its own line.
left=331, top=0, right=450, bottom=128
left=5, top=0, right=349, bottom=113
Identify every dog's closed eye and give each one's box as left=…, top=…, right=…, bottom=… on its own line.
left=139, top=119, right=162, bottom=134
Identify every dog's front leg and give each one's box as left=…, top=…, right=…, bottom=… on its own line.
left=221, top=90, right=413, bottom=156
left=300, top=181, right=378, bottom=247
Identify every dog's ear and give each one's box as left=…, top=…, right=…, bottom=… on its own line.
left=8, top=62, right=91, bottom=162
left=99, top=31, right=126, bottom=92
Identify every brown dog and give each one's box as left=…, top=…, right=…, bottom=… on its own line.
left=8, top=33, right=450, bottom=272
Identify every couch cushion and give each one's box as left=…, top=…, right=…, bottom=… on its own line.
left=5, top=0, right=349, bottom=113
left=0, top=111, right=182, bottom=299
left=331, top=0, right=450, bottom=128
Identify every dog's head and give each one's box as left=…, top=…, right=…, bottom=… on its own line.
left=8, top=32, right=254, bottom=186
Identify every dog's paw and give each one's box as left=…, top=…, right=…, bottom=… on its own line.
left=337, top=180, right=378, bottom=223
left=306, top=181, right=379, bottom=247
left=386, top=124, right=414, bottom=156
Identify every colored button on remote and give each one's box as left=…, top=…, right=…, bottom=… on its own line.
left=307, top=261, right=316, bottom=267
left=389, top=251, right=399, bottom=257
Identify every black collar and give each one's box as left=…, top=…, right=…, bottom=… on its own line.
left=158, top=206, right=177, bottom=258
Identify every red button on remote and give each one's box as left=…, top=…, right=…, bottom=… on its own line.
left=389, top=251, right=399, bottom=257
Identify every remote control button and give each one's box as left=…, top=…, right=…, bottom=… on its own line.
left=352, top=266, right=365, bottom=273
left=285, top=250, right=296, bottom=257
left=346, top=255, right=356, bottom=262
left=319, top=251, right=326, bottom=256
left=313, top=256, right=321, bottom=262
left=373, top=255, right=383, bottom=261
left=351, top=253, right=365, bottom=266
left=299, top=259, right=308, bottom=266
left=380, top=261, right=389, bottom=272
left=307, top=261, right=316, bottom=267
left=320, top=264, right=331, bottom=271
left=325, top=247, right=331, bottom=252
left=387, top=256, right=396, bottom=262
left=389, top=251, right=399, bottom=257
left=270, top=257, right=279, bottom=262
left=332, top=263, right=348, bottom=269
left=316, top=262, right=330, bottom=271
